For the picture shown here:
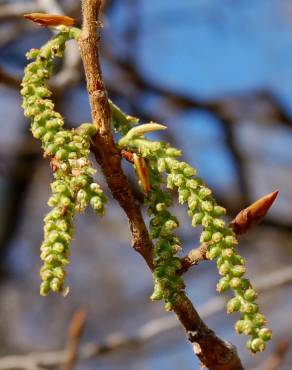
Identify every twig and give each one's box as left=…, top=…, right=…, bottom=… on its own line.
left=60, top=309, right=87, bottom=370
left=1, top=264, right=292, bottom=369
left=179, top=243, right=209, bottom=274
left=78, top=1, right=243, bottom=369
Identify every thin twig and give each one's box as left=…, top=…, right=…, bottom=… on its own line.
left=60, top=309, right=87, bottom=370
left=1, top=264, right=292, bottom=369
left=179, top=243, right=209, bottom=274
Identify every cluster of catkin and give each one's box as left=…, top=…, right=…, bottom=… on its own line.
left=21, top=27, right=107, bottom=295
left=21, top=26, right=271, bottom=353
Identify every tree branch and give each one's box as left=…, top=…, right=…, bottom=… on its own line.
left=77, top=1, right=243, bottom=369
left=1, top=264, right=292, bottom=369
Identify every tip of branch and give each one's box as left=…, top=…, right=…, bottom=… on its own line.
left=23, top=13, right=76, bottom=27
left=230, top=190, right=279, bottom=235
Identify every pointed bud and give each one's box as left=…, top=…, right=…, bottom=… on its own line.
left=133, top=153, right=150, bottom=194
left=23, top=13, right=76, bottom=27
left=230, top=190, right=278, bottom=235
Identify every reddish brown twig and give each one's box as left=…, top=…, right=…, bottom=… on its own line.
left=60, top=309, right=87, bottom=370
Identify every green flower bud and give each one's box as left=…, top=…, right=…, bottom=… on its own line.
left=178, top=189, right=190, bottom=204
left=212, top=232, right=223, bottom=243
left=33, top=126, right=46, bottom=139
left=253, top=313, right=267, bottom=327
left=207, top=246, right=222, bottom=259
left=213, top=218, right=225, bottom=229
left=183, top=166, right=196, bottom=177
left=50, top=277, right=63, bottom=292
left=201, top=215, right=213, bottom=227
left=46, top=143, right=57, bottom=155
left=227, top=297, right=241, bottom=313
left=200, top=230, right=212, bottom=243
left=201, top=201, right=213, bottom=212
left=186, top=179, right=199, bottom=189
left=165, top=147, right=181, bottom=157
left=250, top=338, right=265, bottom=353
left=40, top=281, right=51, bottom=296
left=240, top=302, right=258, bottom=314
left=173, top=174, right=184, bottom=187
left=229, top=277, right=242, bottom=289
left=240, top=278, right=250, bottom=290
left=52, top=242, right=65, bottom=253
left=231, top=265, right=246, bottom=277
left=192, top=212, right=204, bottom=226
left=198, top=187, right=212, bottom=198
left=235, top=320, right=246, bottom=334
left=156, top=203, right=167, bottom=212
left=163, top=220, right=178, bottom=232
left=216, top=277, right=230, bottom=293
left=221, top=248, right=234, bottom=258
left=213, top=206, right=226, bottom=217
left=224, top=235, right=237, bottom=246
left=48, top=230, right=59, bottom=243
left=231, top=254, right=245, bottom=266
left=244, top=289, right=257, bottom=302
left=219, top=262, right=231, bottom=275
left=242, top=321, right=254, bottom=336
left=157, top=158, right=167, bottom=172
left=55, top=149, right=68, bottom=160
left=258, top=328, right=272, bottom=341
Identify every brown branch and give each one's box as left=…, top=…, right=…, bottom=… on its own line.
left=60, top=309, right=87, bottom=370
left=78, top=0, right=153, bottom=269
left=77, top=1, right=243, bottom=369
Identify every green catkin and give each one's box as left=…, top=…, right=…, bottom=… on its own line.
left=146, top=167, right=185, bottom=311
left=21, top=27, right=107, bottom=295
left=118, top=127, right=271, bottom=353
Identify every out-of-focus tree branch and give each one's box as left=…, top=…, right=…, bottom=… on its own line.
left=0, top=264, right=291, bottom=369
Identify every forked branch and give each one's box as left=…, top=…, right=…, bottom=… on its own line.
left=78, top=1, right=243, bottom=369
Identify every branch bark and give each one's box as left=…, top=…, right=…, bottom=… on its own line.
left=77, top=1, right=243, bottom=369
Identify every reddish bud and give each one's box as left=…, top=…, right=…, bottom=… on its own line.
left=230, top=190, right=278, bottom=235
left=133, top=153, right=150, bottom=194
left=23, top=13, right=76, bottom=27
